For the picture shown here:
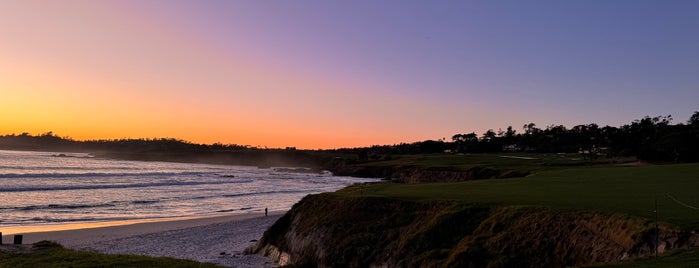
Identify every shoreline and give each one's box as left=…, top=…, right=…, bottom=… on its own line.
left=2, top=211, right=279, bottom=237
left=2, top=211, right=285, bottom=267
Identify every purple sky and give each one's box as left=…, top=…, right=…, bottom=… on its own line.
left=2, top=1, right=698, bottom=148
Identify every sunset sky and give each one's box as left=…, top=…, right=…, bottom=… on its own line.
left=1, top=1, right=698, bottom=149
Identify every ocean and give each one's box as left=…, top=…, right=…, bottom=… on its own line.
left=0, top=149, right=378, bottom=227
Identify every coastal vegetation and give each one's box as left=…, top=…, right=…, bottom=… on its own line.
left=339, top=163, right=699, bottom=228
left=248, top=163, right=699, bottom=267
left=325, top=152, right=632, bottom=182
left=0, top=241, right=223, bottom=268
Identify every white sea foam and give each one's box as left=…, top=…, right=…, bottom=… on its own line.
left=0, top=150, right=378, bottom=227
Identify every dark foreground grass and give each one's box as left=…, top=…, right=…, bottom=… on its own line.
left=0, top=241, right=223, bottom=268
left=339, top=163, right=699, bottom=229
left=592, top=249, right=699, bottom=268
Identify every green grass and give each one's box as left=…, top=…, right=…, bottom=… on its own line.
left=339, top=162, right=699, bottom=266
left=359, top=153, right=632, bottom=174
left=361, top=153, right=573, bottom=168
left=340, top=163, right=699, bottom=229
left=0, top=241, right=224, bottom=268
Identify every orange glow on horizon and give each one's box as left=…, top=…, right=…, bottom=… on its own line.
left=0, top=1, right=489, bottom=149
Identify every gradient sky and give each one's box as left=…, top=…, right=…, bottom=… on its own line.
left=1, top=1, right=698, bottom=149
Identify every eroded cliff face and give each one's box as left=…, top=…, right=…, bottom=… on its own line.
left=246, top=194, right=698, bottom=268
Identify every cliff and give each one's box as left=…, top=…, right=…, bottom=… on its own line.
left=246, top=194, right=699, bottom=267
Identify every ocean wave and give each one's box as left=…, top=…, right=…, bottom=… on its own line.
left=1, top=199, right=172, bottom=212
left=14, top=202, right=119, bottom=211
left=178, top=189, right=317, bottom=200
left=118, top=189, right=317, bottom=204
left=221, top=189, right=317, bottom=198
left=23, top=215, right=156, bottom=224
left=0, top=149, right=381, bottom=228
left=131, top=199, right=160, bottom=204
left=0, top=171, right=205, bottom=179
left=216, top=207, right=256, bottom=212
left=0, top=165, right=142, bottom=171
left=0, top=179, right=254, bottom=192
left=0, top=202, right=117, bottom=212
left=0, top=189, right=312, bottom=213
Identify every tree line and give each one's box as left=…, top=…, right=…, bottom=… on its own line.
left=2, top=112, right=698, bottom=163
left=0, top=132, right=250, bottom=153
left=0, top=133, right=312, bottom=167
left=336, top=112, right=699, bottom=163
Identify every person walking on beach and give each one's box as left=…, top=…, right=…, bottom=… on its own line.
left=265, top=208, right=268, bottom=216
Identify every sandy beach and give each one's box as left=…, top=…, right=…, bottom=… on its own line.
left=3, top=212, right=284, bottom=267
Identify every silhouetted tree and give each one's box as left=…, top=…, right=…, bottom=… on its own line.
left=689, top=111, right=699, bottom=126
left=3, top=112, right=699, bottom=163
left=452, top=132, right=478, bottom=153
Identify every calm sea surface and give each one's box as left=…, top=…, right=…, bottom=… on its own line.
left=0, top=150, right=378, bottom=227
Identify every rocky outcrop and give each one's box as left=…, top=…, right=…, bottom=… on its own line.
left=246, top=194, right=699, bottom=267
